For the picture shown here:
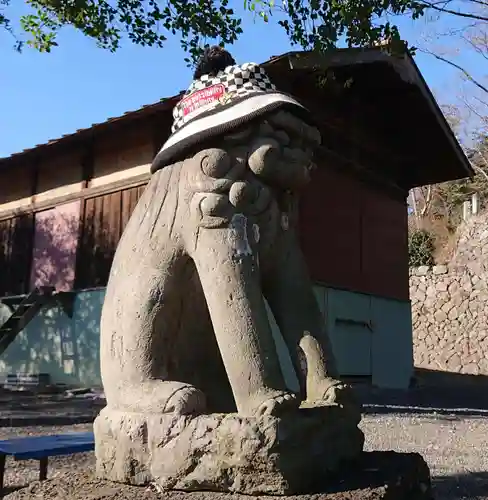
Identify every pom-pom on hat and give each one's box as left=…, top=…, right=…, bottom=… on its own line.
left=151, top=46, right=313, bottom=173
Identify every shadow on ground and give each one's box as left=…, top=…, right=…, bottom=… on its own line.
left=0, top=391, right=105, bottom=426
left=351, top=368, right=488, bottom=417
left=433, top=471, right=488, bottom=500
left=1, top=368, right=488, bottom=425
left=2, top=485, right=26, bottom=496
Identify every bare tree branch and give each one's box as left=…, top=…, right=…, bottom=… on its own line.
left=472, top=94, right=488, bottom=110
left=410, top=188, right=421, bottom=229
left=420, top=185, right=433, bottom=216
left=459, top=0, right=488, bottom=6
left=418, top=47, right=488, bottom=95
left=461, top=32, right=488, bottom=61
left=460, top=95, right=487, bottom=123
left=418, top=0, right=488, bottom=20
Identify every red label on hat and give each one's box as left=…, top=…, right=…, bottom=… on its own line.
left=181, top=84, right=226, bottom=116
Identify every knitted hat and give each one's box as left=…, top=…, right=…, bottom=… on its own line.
left=151, top=46, right=313, bottom=174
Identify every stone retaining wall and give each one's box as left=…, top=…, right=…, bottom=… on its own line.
left=410, top=214, right=488, bottom=376
left=410, top=264, right=488, bottom=376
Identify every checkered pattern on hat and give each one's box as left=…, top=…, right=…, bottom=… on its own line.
left=171, top=62, right=277, bottom=133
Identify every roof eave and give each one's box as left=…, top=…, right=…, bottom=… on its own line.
left=281, top=47, right=474, bottom=182
left=0, top=94, right=182, bottom=166
left=402, top=50, right=474, bottom=180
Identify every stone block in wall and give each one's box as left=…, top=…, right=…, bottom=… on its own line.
left=474, top=279, right=487, bottom=291
left=447, top=307, right=459, bottom=321
left=434, top=310, right=447, bottom=322
left=432, top=265, right=448, bottom=275
left=479, top=229, right=488, bottom=241
left=413, top=266, right=429, bottom=276
left=464, top=363, right=480, bottom=375
left=447, top=280, right=460, bottom=294
left=467, top=261, right=485, bottom=275
left=479, top=358, right=488, bottom=373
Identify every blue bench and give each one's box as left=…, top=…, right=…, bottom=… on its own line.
left=0, top=432, right=94, bottom=494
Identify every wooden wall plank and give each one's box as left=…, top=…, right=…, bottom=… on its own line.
left=36, top=152, right=83, bottom=203
left=299, top=164, right=409, bottom=301
left=0, top=219, right=13, bottom=296
left=92, top=124, right=153, bottom=187
left=74, top=184, right=146, bottom=289
left=29, top=201, right=81, bottom=292
left=0, top=215, right=34, bottom=297
left=120, top=189, right=133, bottom=230
left=0, top=166, right=35, bottom=213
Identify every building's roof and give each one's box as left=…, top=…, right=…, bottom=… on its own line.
left=0, top=93, right=182, bottom=163
left=0, top=47, right=473, bottom=188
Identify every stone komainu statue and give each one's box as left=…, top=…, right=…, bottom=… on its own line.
left=95, top=48, right=363, bottom=493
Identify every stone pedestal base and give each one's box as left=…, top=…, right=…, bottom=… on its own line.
left=94, top=405, right=364, bottom=495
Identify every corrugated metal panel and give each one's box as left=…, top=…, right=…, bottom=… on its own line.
left=74, top=185, right=146, bottom=289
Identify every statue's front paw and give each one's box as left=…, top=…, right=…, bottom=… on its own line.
left=256, top=390, right=299, bottom=417
left=322, top=382, right=360, bottom=409
left=240, top=389, right=299, bottom=418
left=304, top=380, right=361, bottom=413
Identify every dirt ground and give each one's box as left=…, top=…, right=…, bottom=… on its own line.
left=2, top=446, right=430, bottom=500
left=1, top=384, right=488, bottom=499
left=0, top=411, right=486, bottom=500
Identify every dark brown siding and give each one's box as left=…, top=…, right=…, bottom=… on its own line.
left=0, top=215, right=34, bottom=297
left=75, top=184, right=146, bottom=288
left=0, top=166, right=33, bottom=207
left=93, top=125, right=154, bottom=180
left=361, top=186, right=409, bottom=300
left=299, top=165, right=409, bottom=301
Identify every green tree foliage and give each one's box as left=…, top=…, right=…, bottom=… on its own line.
left=2, top=0, right=427, bottom=62
left=14, top=0, right=243, bottom=62
left=408, top=229, right=435, bottom=267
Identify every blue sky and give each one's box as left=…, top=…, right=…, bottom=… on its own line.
left=0, top=2, right=477, bottom=158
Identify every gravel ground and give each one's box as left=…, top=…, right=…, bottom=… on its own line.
left=361, top=412, right=488, bottom=499
left=1, top=412, right=487, bottom=499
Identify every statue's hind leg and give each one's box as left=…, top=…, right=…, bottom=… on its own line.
left=100, top=257, right=206, bottom=415
left=99, top=166, right=206, bottom=416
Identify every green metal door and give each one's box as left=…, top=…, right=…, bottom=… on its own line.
left=326, top=288, right=372, bottom=376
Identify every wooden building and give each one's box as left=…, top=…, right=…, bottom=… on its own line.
left=0, top=48, right=471, bottom=389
